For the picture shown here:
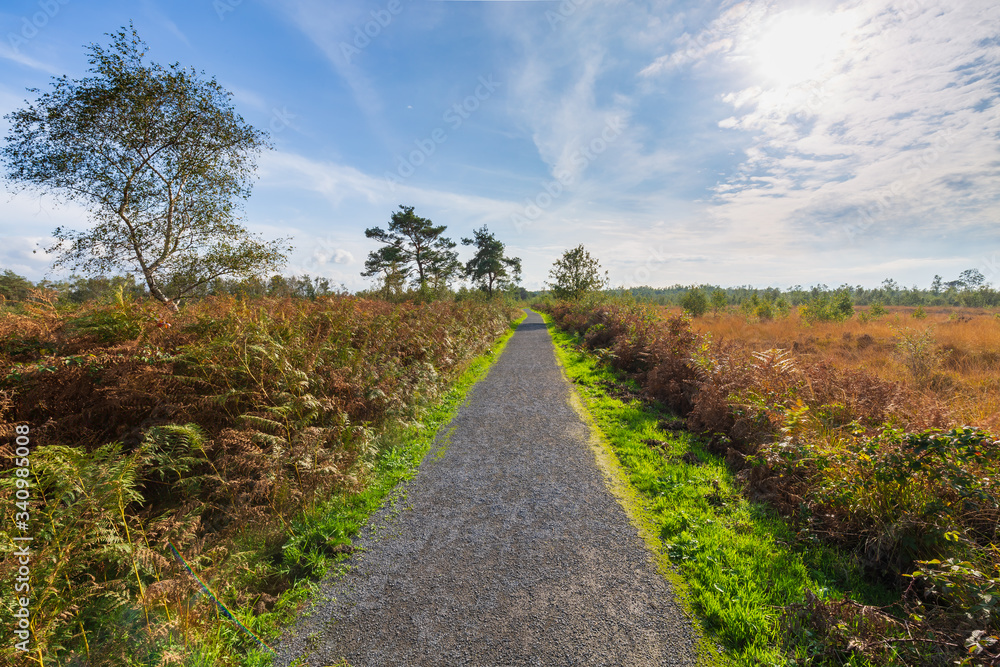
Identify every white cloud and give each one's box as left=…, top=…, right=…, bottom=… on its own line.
left=0, top=189, right=94, bottom=280
left=640, top=2, right=767, bottom=77
left=645, top=0, right=1000, bottom=250
left=258, top=149, right=519, bottom=224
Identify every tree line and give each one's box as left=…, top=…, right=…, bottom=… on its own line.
left=617, top=269, right=1000, bottom=311
left=0, top=270, right=340, bottom=304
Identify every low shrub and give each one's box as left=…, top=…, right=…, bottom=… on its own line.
left=69, top=285, right=160, bottom=344
left=895, top=326, right=947, bottom=387
left=680, top=288, right=708, bottom=317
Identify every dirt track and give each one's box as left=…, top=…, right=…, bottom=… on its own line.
left=273, top=310, right=697, bottom=666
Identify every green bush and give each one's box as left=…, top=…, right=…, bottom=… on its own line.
left=710, top=289, right=727, bottom=314
left=814, top=426, right=996, bottom=569
left=800, top=290, right=854, bottom=322
left=860, top=301, right=888, bottom=322
left=680, top=287, right=708, bottom=317
left=739, top=294, right=789, bottom=321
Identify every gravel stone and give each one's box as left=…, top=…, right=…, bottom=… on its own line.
left=273, top=311, right=697, bottom=666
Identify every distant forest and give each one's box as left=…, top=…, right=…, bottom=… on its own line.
left=1, top=267, right=997, bottom=308
left=0, top=270, right=341, bottom=303
left=605, top=268, right=1000, bottom=309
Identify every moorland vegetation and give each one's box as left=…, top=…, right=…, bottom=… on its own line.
left=0, top=285, right=521, bottom=664
left=539, top=288, right=1000, bottom=665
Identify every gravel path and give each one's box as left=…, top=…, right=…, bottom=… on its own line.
left=273, top=311, right=697, bottom=666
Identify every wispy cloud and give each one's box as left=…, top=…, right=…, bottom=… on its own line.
left=257, top=149, right=522, bottom=235
left=140, top=0, right=193, bottom=48
left=0, top=41, right=59, bottom=74
left=0, top=190, right=93, bottom=279
left=266, top=0, right=395, bottom=145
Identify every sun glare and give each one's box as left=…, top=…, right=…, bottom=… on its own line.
left=753, top=10, right=854, bottom=86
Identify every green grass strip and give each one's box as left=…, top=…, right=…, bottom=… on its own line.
left=541, top=312, right=886, bottom=667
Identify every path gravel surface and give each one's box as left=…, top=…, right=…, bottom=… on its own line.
left=273, top=311, right=697, bottom=666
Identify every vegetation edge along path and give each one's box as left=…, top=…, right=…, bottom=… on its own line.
left=541, top=312, right=721, bottom=667
left=236, top=311, right=530, bottom=665
left=272, top=310, right=698, bottom=666
left=540, top=312, right=892, bottom=667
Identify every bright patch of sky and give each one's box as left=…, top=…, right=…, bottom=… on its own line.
left=1, top=0, right=998, bottom=290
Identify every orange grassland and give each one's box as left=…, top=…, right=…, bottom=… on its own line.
left=674, top=306, right=1000, bottom=434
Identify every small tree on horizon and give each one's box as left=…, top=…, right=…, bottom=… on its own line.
left=958, top=268, right=987, bottom=291
left=680, top=287, right=708, bottom=317
left=710, top=289, right=727, bottom=315
left=461, top=226, right=521, bottom=297
left=546, top=245, right=608, bottom=300
left=1, top=24, right=288, bottom=311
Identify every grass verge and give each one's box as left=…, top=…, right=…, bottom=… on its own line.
left=541, top=312, right=894, bottom=667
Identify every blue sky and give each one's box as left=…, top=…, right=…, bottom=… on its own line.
left=1, top=0, right=998, bottom=291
